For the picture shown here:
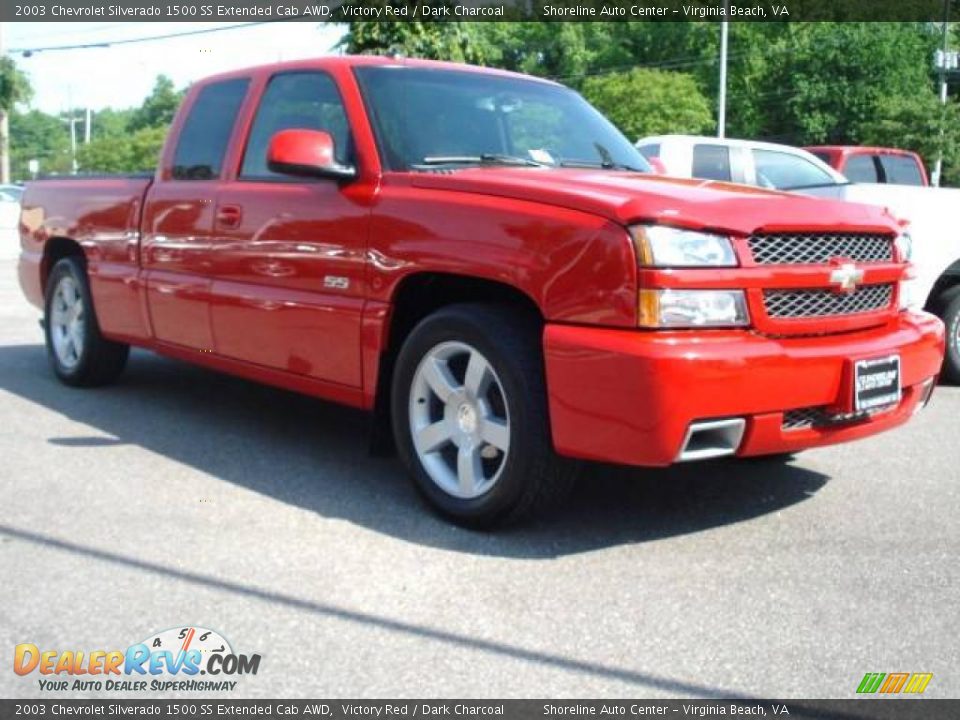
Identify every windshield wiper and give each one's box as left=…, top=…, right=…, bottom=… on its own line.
left=558, top=159, right=645, bottom=172
left=778, top=180, right=853, bottom=191
left=556, top=141, right=646, bottom=173
left=415, top=153, right=548, bottom=168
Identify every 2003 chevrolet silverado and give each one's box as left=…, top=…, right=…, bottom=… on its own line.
left=17, top=56, right=946, bottom=526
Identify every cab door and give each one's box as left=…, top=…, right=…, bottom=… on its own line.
left=208, top=71, right=370, bottom=387
left=142, top=77, right=250, bottom=351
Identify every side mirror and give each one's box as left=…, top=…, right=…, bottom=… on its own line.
left=266, top=129, right=356, bottom=181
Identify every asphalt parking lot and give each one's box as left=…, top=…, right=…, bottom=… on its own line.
left=1, top=240, right=958, bottom=700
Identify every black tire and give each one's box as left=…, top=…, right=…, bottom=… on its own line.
left=44, top=256, right=129, bottom=387
left=391, top=303, right=577, bottom=528
left=938, top=286, right=960, bottom=384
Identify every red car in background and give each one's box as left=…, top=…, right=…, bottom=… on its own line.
left=805, top=146, right=929, bottom=186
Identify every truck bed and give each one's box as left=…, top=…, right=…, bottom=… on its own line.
left=18, top=175, right=154, bottom=339
left=20, top=175, right=154, bottom=254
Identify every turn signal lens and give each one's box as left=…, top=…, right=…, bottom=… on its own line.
left=899, top=264, right=919, bottom=311
left=639, top=289, right=749, bottom=328
left=894, top=232, right=913, bottom=262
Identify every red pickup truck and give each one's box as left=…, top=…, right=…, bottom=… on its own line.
left=18, top=56, right=945, bottom=526
left=805, top=146, right=929, bottom=186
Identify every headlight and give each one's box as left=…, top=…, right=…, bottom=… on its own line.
left=632, top=225, right=737, bottom=267
left=894, top=232, right=913, bottom=262
left=639, top=289, right=749, bottom=328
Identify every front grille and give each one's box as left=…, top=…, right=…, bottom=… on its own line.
left=748, top=233, right=893, bottom=265
left=782, top=407, right=872, bottom=431
left=763, top=284, right=893, bottom=319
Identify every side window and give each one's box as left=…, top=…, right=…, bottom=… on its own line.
left=172, top=78, right=249, bottom=180
left=843, top=154, right=879, bottom=183
left=692, top=144, right=731, bottom=181
left=241, top=72, right=351, bottom=179
left=637, top=143, right=660, bottom=159
left=752, top=149, right=834, bottom=190
left=878, top=154, right=924, bottom=186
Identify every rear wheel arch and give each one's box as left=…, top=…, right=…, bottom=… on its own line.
left=42, top=236, right=86, bottom=294
left=44, top=256, right=129, bottom=387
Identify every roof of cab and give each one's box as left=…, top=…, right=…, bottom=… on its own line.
left=804, top=145, right=923, bottom=158
left=192, top=54, right=564, bottom=88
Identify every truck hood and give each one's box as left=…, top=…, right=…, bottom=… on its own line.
left=409, top=168, right=899, bottom=235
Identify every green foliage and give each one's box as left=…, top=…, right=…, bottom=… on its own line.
left=460, top=22, right=959, bottom=183
left=467, top=23, right=604, bottom=80
left=581, top=68, right=714, bottom=140
left=758, top=23, right=937, bottom=144
left=93, top=107, right=137, bottom=140
left=10, top=110, right=72, bottom=178
left=859, top=92, right=960, bottom=185
left=129, top=75, right=183, bottom=132
left=340, top=2, right=485, bottom=62
left=76, top=126, right=166, bottom=174
left=0, top=56, right=32, bottom=112
left=10, top=74, right=181, bottom=178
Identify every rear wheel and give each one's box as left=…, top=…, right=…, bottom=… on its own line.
left=391, top=304, right=576, bottom=527
left=936, top=286, right=960, bottom=384
left=44, top=257, right=129, bottom=387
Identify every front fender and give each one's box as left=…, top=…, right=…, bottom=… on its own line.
left=367, top=183, right=638, bottom=327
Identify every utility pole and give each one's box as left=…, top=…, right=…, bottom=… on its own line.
left=84, top=108, right=92, bottom=144
left=718, top=6, right=729, bottom=138
left=63, top=116, right=80, bottom=174
left=933, top=1, right=951, bottom=187
left=0, top=22, right=10, bottom=183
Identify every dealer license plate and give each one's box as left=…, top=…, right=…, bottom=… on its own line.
left=854, top=355, right=901, bottom=412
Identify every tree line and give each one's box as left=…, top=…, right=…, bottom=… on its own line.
left=4, top=22, right=959, bottom=184
left=7, top=75, right=181, bottom=179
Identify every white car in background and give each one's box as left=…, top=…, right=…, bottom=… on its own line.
left=0, top=184, right=23, bottom=230
left=638, top=135, right=960, bottom=382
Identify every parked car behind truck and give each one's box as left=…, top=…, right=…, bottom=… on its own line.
left=18, top=57, right=945, bottom=526
left=805, top=146, right=929, bottom=187
left=639, top=134, right=960, bottom=382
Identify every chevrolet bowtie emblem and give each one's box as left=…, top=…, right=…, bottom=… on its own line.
left=829, top=262, right=864, bottom=293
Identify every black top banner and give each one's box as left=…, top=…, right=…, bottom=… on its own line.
left=1, top=700, right=960, bottom=720
left=3, top=0, right=959, bottom=22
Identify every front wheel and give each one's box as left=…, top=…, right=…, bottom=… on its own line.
left=44, top=257, right=129, bottom=387
left=391, top=304, right=576, bottom=528
left=938, top=286, right=960, bottom=384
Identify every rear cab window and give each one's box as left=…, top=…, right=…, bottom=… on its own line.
left=172, top=78, right=250, bottom=180
left=878, top=154, right=924, bottom=186
left=843, top=154, right=880, bottom=183
left=692, top=144, right=731, bottom=181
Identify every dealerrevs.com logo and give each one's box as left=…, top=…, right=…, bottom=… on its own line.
left=14, top=626, right=261, bottom=692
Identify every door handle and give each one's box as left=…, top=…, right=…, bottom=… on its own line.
left=216, top=205, right=243, bottom=229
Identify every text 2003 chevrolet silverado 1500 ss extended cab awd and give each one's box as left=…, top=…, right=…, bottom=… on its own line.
left=18, top=57, right=945, bottom=526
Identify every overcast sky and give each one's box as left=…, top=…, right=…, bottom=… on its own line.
left=6, top=22, right=347, bottom=115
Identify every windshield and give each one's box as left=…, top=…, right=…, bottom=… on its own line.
left=354, top=66, right=651, bottom=173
